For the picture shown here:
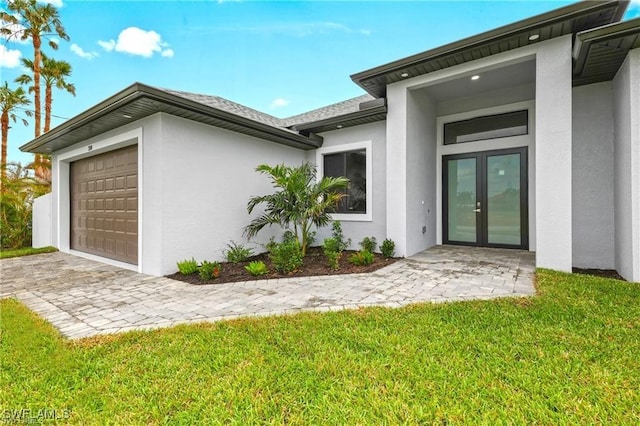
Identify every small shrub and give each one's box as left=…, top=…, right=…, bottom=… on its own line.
left=348, top=250, right=375, bottom=266
left=245, top=260, right=269, bottom=276
left=359, top=236, right=377, bottom=253
left=199, top=261, right=222, bottom=280
left=269, top=240, right=303, bottom=274
left=322, top=237, right=342, bottom=270
left=283, top=230, right=299, bottom=244
left=381, top=238, right=395, bottom=258
left=331, top=221, right=351, bottom=251
left=176, top=258, right=198, bottom=275
left=224, top=240, right=254, bottom=264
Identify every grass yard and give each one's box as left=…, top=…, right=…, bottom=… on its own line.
left=0, top=246, right=57, bottom=259
left=1, top=270, right=638, bottom=424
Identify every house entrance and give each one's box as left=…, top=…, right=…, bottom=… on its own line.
left=443, top=147, right=528, bottom=249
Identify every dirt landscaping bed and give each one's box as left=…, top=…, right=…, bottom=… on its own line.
left=167, top=246, right=398, bottom=285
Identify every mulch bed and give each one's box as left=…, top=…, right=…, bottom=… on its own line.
left=167, top=246, right=399, bottom=285
left=572, top=267, right=626, bottom=281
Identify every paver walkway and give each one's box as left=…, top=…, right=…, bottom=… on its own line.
left=1, top=246, right=535, bottom=339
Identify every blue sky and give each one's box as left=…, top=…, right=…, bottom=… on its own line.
left=2, top=0, right=639, bottom=165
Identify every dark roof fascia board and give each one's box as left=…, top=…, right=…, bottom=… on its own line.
left=20, top=82, right=322, bottom=154
left=350, top=0, right=627, bottom=95
left=289, top=105, right=387, bottom=134
left=19, top=84, right=142, bottom=153
left=573, top=17, right=640, bottom=74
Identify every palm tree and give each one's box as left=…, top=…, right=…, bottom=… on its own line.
left=0, top=83, right=32, bottom=180
left=15, top=55, right=74, bottom=182
left=1, top=0, right=69, bottom=138
left=244, top=162, right=349, bottom=256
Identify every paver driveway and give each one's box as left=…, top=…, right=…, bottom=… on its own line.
left=1, top=246, right=535, bottom=339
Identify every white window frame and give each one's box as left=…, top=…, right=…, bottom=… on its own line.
left=316, top=140, right=373, bottom=222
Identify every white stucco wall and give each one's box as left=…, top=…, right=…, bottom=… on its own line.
left=157, top=114, right=307, bottom=275
left=31, top=193, right=52, bottom=248
left=309, top=121, right=387, bottom=250
left=571, top=82, right=615, bottom=269
left=534, top=35, right=573, bottom=272
left=386, top=84, right=410, bottom=256
left=406, top=89, right=438, bottom=255
left=612, top=48, right=640, bottom=282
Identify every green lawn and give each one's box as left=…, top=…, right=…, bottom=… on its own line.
left=1, top=270, right=638, bottom=424
left=0, top=246, right=57, bottom=259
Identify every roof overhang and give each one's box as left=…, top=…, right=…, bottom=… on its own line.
left=20, top=83, right=323, bottom=154
left=573, top=18, right=640, bottom=86
left=289, top=98, right=387, bottom=135
left=351, top=1, right=629, bottom=97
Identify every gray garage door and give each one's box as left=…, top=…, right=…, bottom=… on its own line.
left=70, top=145, right=138, bottom=264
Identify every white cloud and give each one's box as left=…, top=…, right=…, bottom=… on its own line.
left=38, top=0, right=63, bottom=7
left=270, top=98, right=290, bottom=109
left=360, top=29, right=372, bottom=36
left=70, top=43, right=97, bottom=60
left=98, top=27, right=173, bottom=58
left=0, top=44, right=22, bottom=68
left=1, top=18, right=28, bottom=44
left=97, top=39, right=116, bottom=52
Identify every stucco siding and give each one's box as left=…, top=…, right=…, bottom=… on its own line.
left=534, top=35, right=573, bottom=272
left=157, top=114, right=307, bottom=275
left=311, top=122, right=387, bottom=250
left=612, top=48, right=640, bottom=282
left=571, top=82, right=615, bottom=269
left=406, top=89, right=438, bottom=255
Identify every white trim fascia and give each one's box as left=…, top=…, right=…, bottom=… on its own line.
left=435, top=101, right=536, bottom=248
left=55, top=127, right=144, bottom=273
left=316, top=140, right=373, bottom=222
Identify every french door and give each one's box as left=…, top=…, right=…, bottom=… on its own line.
left=443, top=147, right=528, bottom=249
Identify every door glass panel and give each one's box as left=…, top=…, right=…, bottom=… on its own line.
left=447, top=158, right=477, bottom=243
left=487, top=153, right=521, bottom=245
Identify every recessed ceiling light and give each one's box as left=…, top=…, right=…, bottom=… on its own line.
left=400, top=72, right=409, bottom=78
left=529, top=34, right=540, bottom=41
left=471, top=75, right=480, bottom=81
left=122, top=114, right=132, bottom=119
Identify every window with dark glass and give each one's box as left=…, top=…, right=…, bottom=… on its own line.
left=444, top=110, right=528, bottom=145
left=323, top=150, right=366, bottom=214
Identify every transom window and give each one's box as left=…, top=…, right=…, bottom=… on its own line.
left=444, top=110, right=528, bottom=145
left=323, top=150, right=366, bottom=214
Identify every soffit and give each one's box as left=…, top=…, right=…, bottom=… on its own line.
left=573, top=18, right=640, bottom=86
left=351, top=1, right=628, bottom=97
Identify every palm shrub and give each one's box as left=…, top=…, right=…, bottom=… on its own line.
left=0, top=162, right=49, bottom=249
left=244, top=163, right=348, bottom=256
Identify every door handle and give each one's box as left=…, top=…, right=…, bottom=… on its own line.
left=473, top=209, right=481, bottom=213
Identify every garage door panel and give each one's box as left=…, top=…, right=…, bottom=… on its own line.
left=70, top=145, right=138, bottom=265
